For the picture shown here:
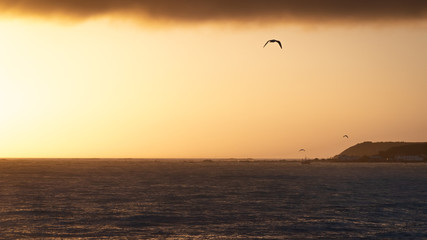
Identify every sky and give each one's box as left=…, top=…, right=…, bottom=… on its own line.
left=0, top=1, right=427, bottom=158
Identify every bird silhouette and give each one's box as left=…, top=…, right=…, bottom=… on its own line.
left=343, top=135, right=349, bottom=138
left=299, top=149, right=306, bottom=152
left=263, top=39, right=282, bottom=49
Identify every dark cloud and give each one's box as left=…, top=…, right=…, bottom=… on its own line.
left=1, top=0, right=427, bottom=24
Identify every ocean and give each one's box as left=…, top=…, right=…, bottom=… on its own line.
left=0, top=159, right=426, bottom=239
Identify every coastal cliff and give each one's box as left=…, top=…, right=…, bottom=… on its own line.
left=336, top=141, right=427, bottom=162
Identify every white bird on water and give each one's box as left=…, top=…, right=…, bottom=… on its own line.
left=263, top=39, right=282, bottom=49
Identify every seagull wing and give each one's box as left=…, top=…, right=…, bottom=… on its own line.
left=277, top=41, right=282, bottom=49
left=263, top=41, right=270, bottom=48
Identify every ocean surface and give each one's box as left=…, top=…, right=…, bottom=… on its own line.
left=0, top=159, right=426, bottom=239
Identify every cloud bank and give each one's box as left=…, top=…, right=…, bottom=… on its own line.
left=1, top=0, right=427, bottom=24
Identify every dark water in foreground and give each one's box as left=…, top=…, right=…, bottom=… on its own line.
left=0, top=160, right=426, bottom=239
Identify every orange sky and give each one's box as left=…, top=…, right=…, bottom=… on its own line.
left=0, top=2, right=427, bottom=158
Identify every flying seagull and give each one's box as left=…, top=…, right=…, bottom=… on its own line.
left=299, top=149, right=306, bottom=152
left=343, top=135, right=349, bottom=138
left=263, top=39, right=282, bottom=49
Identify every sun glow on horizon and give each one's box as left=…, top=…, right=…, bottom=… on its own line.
left=0, top=17, right=426, bottom=158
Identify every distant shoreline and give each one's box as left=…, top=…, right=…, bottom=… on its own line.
left=0, top=158, right=426, bottom=163
left=309, top=159, right=427, bottom=164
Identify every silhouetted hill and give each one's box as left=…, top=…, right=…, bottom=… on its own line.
left=379, top=143, right=427, bottom=157
left=339, top=141, right=413, bottom=157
